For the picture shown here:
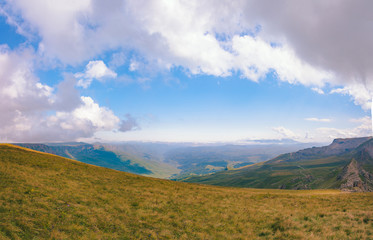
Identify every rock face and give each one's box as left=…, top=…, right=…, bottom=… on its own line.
left=340, top=159, right=373, bottom=192
left=327, top=137, right=373, bottom=155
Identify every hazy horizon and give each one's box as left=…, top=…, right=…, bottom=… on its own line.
left=1, top=1, right=372, bottom=143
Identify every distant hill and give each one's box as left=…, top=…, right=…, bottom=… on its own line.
left=183, top=137, right=373, bottom=192
left=16, top=143, right=180, bottom=178
left=16, top=141, right=317, bottom=179
left=1, top=144, right=373, bottom=239
left=16, top=143, right=152, bottom=175
left=164, top=142, right=319, bottom=179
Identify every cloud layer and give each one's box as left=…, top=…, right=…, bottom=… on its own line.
left=3, top=0, right=334, bottom=84
left=17, top=1, right=372, bottom=107
left=1, top=0, right=372, bottom=142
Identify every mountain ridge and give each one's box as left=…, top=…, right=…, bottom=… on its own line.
left=183, top=137, right=373, bottom=192
left=15, top=141, right=318, bottom=179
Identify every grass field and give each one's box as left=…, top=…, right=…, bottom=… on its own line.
left=1, top=144, right=373, bottom=239
left=183, top=155, right=349, bottom=189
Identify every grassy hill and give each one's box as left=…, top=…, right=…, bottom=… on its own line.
left=1, top=144, right=373, bottom=239
left=183, top=137, right=373, bottom=191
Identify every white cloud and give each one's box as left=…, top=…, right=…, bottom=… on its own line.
left=0, top=47, right=55, bottom=130
left=76, top=60, right=117, bottom=88
left=272, top=117, right=371, bottom=143
left=305, top=118, right=332, bottom=123
left=311, top=87, right=325, bottom=95
left=73, top=96, right=119, bottom=130
left=129, top=59, right=140, bottom=72
left=2, top=0, right=331, bottom=86
left=3, top=0, right=93, bottom=64
left=330, top=84, right=371, bottom=110
left=0, top=47, right=129, bottom=142
left=84, top=61, right=117, bottom=79
left=313, top=116, right=372, bottom=140
left=3, top=1, right=371, bottom=100
left=8, top=0, right=372, bottom=115
left=232, top=36, right=333, bottom=86
left=43, top=96, right=120, bottom=141
left=272, top=126, right=299, bottom=139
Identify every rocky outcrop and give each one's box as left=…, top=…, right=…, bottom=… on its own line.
left=339, top=159, right=373, bottom=192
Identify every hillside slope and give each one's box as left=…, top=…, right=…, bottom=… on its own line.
left=184, top=137, right=373, bottom=191
left=1, top=144, right=373, bottom=239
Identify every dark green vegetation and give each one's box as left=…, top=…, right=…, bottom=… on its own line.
left=184, top=137, right=373, bottom=191
left=1, top=144, right=373, bottom=239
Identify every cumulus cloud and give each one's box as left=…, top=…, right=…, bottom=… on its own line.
left=0, top=47, right=125, bottom=142
left=311, top=88, right=325, bottom=95
left=76, top=60, right=117, bottom=88
left=41, top=96, right=120, bottom=141
left=4, top=95, right=120, bottom=142
left=305, top=118, right=332, bottom=123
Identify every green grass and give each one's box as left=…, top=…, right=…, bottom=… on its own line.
left=1, top=144, right=373, bottom=239
left=183, top=153, right=354, bottom=190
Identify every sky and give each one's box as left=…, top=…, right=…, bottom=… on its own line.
left=0, top=0, right=372, bottom=143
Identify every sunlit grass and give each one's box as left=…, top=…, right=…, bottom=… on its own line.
left=1, top=144, right=373, bottom=239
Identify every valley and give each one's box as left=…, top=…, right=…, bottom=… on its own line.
left=16, top=140, right=318, bottom=180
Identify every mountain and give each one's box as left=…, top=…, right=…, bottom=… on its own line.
left=16, top=141, right=317, bottom=179
left=164, top=142, right=320, bottom=179
left=16, top=143, right=179, bottom=178
left=16, top=143, right=151, bottom=174
left=1, top=144, right=373, bottom=239
left=183, top=137, right=373, bottom=192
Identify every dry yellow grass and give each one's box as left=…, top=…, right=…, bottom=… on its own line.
left=1, top=144, right=373, bottom=239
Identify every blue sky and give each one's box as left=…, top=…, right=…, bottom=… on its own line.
left=0, top=1, right=372, bottom=143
